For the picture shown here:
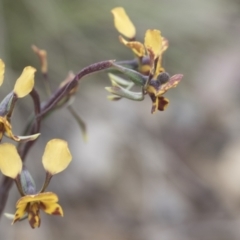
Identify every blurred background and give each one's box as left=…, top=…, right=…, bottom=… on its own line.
left=1, top=0, right=240, bottom=239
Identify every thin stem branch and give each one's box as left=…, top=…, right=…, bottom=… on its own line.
left=18, top=88, right=41, bottom=159
left=40, top=60, right=114, bottom=117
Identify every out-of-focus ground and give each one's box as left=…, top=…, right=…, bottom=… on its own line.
left=1, top=0, right=240, bottom=239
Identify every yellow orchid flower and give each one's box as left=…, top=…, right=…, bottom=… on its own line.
left=110, top=7, right=183, bottom=114
left=0, top=139, right=72, bottom=228
left=148, top=73, right=183, bottom=113
left=13, top=192, right=63, bottom=228
left=143, top=33, right=182, bottom=113
left=111, top=7, right=168, bottom=76
left=0, top=59, right=39, bottom=141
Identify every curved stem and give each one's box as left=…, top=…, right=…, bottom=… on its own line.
left=40, top=60, right=114, bottom=117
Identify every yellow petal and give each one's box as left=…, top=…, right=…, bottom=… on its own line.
left=13, top=66, right=36, bottom=98
left=0, top=143, right=22, bottom=178
left=144, top=29, right=162, bottom=59
left=119, top=36, right=145, bottom=57
left=111, top=7, right=136, bottom=39
left=42, top=139, right=72, bottom=175
left=12, top=203, right=27, bottom=224
left=40, top=201, right=63, bottom=216
left=0, top=59, right=5, bottom=87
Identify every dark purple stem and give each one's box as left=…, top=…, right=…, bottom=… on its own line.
left=40, top=60, right=114, bottom=117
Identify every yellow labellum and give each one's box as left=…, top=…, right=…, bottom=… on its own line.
left=13, top=66, right=36, bottom=98
left=0, top=59, right=5, bottom=87
left=111, top=7, right=136, bottom=39
left=42, top=139, right=72, bottom=175
left=0, top=143, right=22, bottom=178
left=144, top=29, right=162, bottom=59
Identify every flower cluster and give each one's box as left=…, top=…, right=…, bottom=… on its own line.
left=0, top=57, right=74, bottom=229
left=0, top=44, right=113, bottom=228
left=106, top=7, right=183, bottom=113
left=0, top=6, right=182, bottom=229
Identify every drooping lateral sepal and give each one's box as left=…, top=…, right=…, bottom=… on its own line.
left=5, top=131, right=41, bottom=142
left=105, top=85, right=144, bottom=101
left=111, top=63, right=147, bottom=86
left=107, top=73, right=135, bottom=101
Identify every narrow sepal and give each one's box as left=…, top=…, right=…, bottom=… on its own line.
left=105, top=86, right=144, bottom=101
left=108, top=73, right=132, bottom=87
left=12, top=133, right=41, bottom=142
left=112, top=63, right=147, bottom=86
